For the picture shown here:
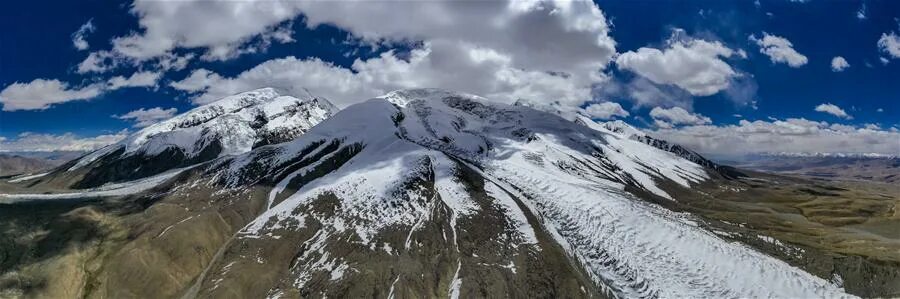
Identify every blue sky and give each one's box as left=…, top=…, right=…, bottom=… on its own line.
left=1, top=0, right=898, bottom=155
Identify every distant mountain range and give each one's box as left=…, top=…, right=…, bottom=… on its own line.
left=759, top=152, right=898, bottom=159
left=0, top=154, right=55, bottom=176
left=727, top=152, right=899, bottom=183
left=0, top=151, right=86, bottom=176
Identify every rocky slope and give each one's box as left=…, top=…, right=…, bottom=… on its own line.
left=4, top=89, right=894, bottom=298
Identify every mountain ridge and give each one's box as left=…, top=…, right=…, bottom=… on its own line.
left=18, top=88, right=336, bottom=190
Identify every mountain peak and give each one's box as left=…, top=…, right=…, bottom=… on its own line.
left=36, top=87, right=337, bottom=189
left=377, top=88, right=486, bottom=108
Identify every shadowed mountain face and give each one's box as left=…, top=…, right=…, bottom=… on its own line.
left=2, top=89, right=897, bottom=298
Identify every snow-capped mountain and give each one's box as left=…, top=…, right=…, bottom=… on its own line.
left=155, top=88, right=846, bottom=298
left=30, top=87, right=336, bottom=189
left=3, top=88, right=862, bottom=298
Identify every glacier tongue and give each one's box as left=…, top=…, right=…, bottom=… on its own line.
left=484, top=153, right=849, bottom=298
left=224, top=88, right=851, bottom=298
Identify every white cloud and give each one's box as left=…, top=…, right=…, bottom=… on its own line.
left=584, top=102, right=629, bottom=120
left=878, top=31, right=900, bottom=59
left=830, top=56, right=849, bottom=72
left=0, top=131, right=127, bottom=152
left=169, top=69, right=224, bottom=93
left=0, top=71, right=164, bottom=111
left=85, top=0, right=616, bottom=110
left=814, top=103, right=852, bottom=119
left=0, top=79, right=103, bottom=111
left=750, top=32, right=808, bottom=67
left=72, top=19, right=96, bottom=51
left=297, top=0, right=615, bottom=75
left=649, top=106, right=711, bottom=128
left=174, top=39, right=606, bottom=108
left=171, top=57, right=367, bottom=106
left=114, top=107, right=177, bottom=127
left=649, top=118, right=900, bottom=156
left=107, top=0, right=302, bottom=62
left=616, top=32, right=739, bottom=96
left=107, top=71, right=162, bottom=90
left=77, top=50, right=194, bottom=74
left=200, top=22, right=295, bottom=61
left=605, top=77, right=694, bottom=109
left=856, top=3, right=866, bottom=20
left=75, top=1, right=300, bottom=72
left=77, top=50, right=118, bottom=74
left=157, top=53, right=194, bottom=71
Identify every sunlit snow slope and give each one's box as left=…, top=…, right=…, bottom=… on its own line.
left=191, top=88, right=850, bottom=298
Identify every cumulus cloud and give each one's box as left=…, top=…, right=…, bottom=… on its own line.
left=616, top=31, right=740, bottom=96
left=77, top=50, right=119, bottom=74
left=173, top=39, right=608, bottom=108
left=297, top=1, right=615, bottom=75
left=72, top=19, right=96, bottom=51
left=105, top=1, right=301, bottom=62
left=750, top=32, right=808, bottom=67
left=649, top=106, right=712, bottom=128
left=114, top=107, right=177, bottom=127
left=171, top=57, right=367, bottom=106
left=0, top=131, right=127, bottom=152
left=830, top=56, right=849, bottom=72
left=878, top=31, right=900, bottom=59
left=94, top=0, right=616, bottom=110
left=814, top=103, right=852, bottom=119
left=1, top=70, right=164, bottom=111
left=107, top=71, right=162, bottom=90
left=88, top=0, right=618, bottom=69
left=202, top=22, right=295, bottom=61
left=0, top=79, right=104, bottom=111
left=157, top=53, right=195, bottom=72
left=649, top=118, right=900, bottom=157
left=584, top=102, right=629, bottom=120
left=595, top=76, right=695, bottom=109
